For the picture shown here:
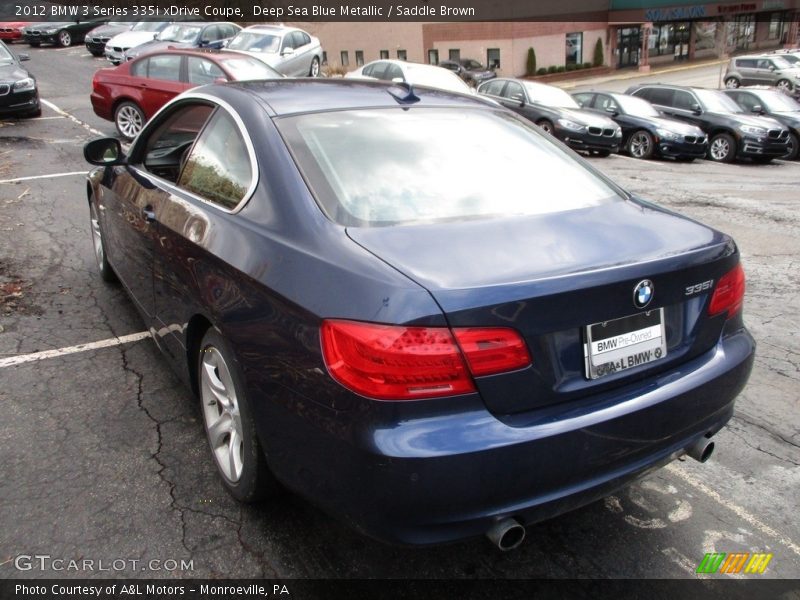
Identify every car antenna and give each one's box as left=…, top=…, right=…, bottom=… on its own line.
left=387, top=81, right=420, bottom=104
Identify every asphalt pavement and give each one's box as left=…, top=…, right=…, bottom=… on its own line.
left=1, top=45, right=799, bottom=581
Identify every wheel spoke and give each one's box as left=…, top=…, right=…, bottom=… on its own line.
left=228, top=429, right=242, bottom=480
left=202, top=354, right=232, bottom=409
left=207, top=413, right=231, bottom=449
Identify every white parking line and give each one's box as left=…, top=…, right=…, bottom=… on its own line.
left=40, top=98, right=105, bottom=137
left=28, top=116, right=66, bottom=121
left=0, top=171, right=85, bottom=184
left=0, top=332, right=151, bottom=368
left=665, top=462, right=800, bottom=557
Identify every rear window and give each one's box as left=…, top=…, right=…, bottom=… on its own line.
left=277, top=108, right=622, bottom=227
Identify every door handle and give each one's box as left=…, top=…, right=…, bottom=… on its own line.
left=142, top=207, right=156, bottom=223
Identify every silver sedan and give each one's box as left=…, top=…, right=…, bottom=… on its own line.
left=224, top=25, right=323, bottom=77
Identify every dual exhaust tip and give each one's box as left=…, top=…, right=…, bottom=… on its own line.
left=485, top=434, right=716, bottom=551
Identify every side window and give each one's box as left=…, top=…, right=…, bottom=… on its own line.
left=737, top=58, right=757, bottom=68
left=735, top=92, right=759, bottom=111
left=130, top=58, right=148, bottom=77
left=503, top=81, right=524, bottom=102
left=147, top=54, right=182, bottom=82
left=573, top=93, right=594, bottom=108
left=648, top=88, right=674, bottom=106
left=368, top=62, right=388, bottom=79
left=481, top=79, right=505, bottom=96
left=296, top=31, right=311, bottom=47
left=598, top=95, right=619, bottom=111
left=673, top=90, right=696, bottom=110
left=140, top=103, right=215, bottom=182
left=187, top=57, right=225, bottom=85
left=281, top=34, right=294, bottom=52
left=178, top=110, right=253, bottom=210
left=201, top=25, right=220, bottom=44
left=384, top=63, right=404, bottom=81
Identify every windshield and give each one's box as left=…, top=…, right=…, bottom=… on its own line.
left=758, top=90, right=800, bottom=112
left=695, top=89, right=743, bottom=113
left=158, top=24, right=202, bottom=43
left=771, top=56, right=793, bottom=69
left=131, top=21, right=168, bottom=32
left=523, top=82, right=580, bottom=108
left=781, top=54, right=799, bottom=64
left=227, top=31, right=280, bottom=53
left=403, top=67, right=471, bottom=93
left=463, top=59, right=484, bottom=70
left=0, top=44, right=13, bottom=62
left=219, top=56, right=282, bottom=80
left=278, top=108, right=621, bottom=227
left=614, top=94, right=660, bottom=117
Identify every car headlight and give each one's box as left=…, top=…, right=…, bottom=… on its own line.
left=557, top=118, right=585, bottom=132
left=614, top=127, right=622, bottom=137
left=43, top=28, right=58, bottom=34
left=12, top=77, right=35, bottom=93
left=656, top=128, right=680, bottom=140
left=739, top=124, right=767, bottom=135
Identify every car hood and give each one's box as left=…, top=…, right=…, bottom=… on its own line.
left=30, top=22, right=74, bottom=29
left=0, top=62, right=28, bottom=80
left=561, top=108, right=618, bottom=128
left=346, top=199, right=725, bottom=294
left=3, top=22, right=30, bottom=28
left=647, top=116, right=705, bottom=135
left=87, top=23, right=130, bottom=37
left=107, top=31, right=158, bottom=47
left=712, top=111, right=784, bottom=129
left=128, top=39, right=193, bottom=55
left=772, top=111, right=800, bottom=127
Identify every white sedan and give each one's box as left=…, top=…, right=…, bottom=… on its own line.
left=345, top=59, right=473, bottom=94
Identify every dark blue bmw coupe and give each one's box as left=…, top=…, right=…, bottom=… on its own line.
left=84, top=79, right=754, bottom=550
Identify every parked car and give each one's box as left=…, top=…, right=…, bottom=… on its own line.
left=23, top=18, right=108, bottom=48
left=479, top=78, right=621, bottom=156
left=572, top=91, right=707, bottom=161
left=439, top=58, right=496, bottom=87
left=104, top=21, right=170, bottom=65
left=626, top=83, right=790, bottom=163
left=723, top=54, right=800, bottom=95
left=224, top=25, right=322, bottom=77
left=0, top=22, right=31, bottom=43
left=90, top=48, right=282, bottom=140
left=84, top=21, right=132, bottom=57
left=724, top=86, right=800, bottom=160
left=0, top=40, right=39, bottom=118
left=124, top=21, right=242, bottom=62
left=83, top=79, right=754, bottom=548
left=345, top=59, right=472, bottom=94
left=767, top=49, right=800, bottom=66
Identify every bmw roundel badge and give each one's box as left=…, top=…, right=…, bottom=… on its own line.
left=633, top=279, right=654, bottom=309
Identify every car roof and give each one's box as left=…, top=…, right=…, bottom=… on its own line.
left=242, top=24, right=297, bottom=34
left=220, top=78, right=495, bottom=116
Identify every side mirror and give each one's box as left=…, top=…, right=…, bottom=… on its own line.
left=84, top=138, right=125, bottom=166
left=605, top=105, right=618, bottom=116
left=769, top=65, right=776, bottom=71
left=281, top=47, right=295, bottom=57
left=751, top=104, right=764, bottom=114
left=153, top=33, right=159, bottom=40
left=17, top=53, right=30, bottom=61
left=690, top=103, right=702, bottom=115
left=213, top=76, right=227, bottom=84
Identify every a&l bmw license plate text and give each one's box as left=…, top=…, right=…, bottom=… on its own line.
left=584, top=308, right=667, bottom=379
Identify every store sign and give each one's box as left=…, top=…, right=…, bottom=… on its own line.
left=644, top=5, right=706, bottom=21
left=717, top=3, right=758, bottom=13
left=761, top=0, right=785, bottom=9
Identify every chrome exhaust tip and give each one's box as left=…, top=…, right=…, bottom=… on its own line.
left=486, top=518, right=526, bottom=551
left=687, top=436, right=715, bottom=463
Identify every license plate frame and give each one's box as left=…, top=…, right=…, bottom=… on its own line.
left=584, top=308, right=667, bottom=380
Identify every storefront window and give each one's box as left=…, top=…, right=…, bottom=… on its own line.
left=565, top=33, right=582, bottom=65
left=768, top=13, right=785, bottom=40
left=487, top=48, right=501, bottom=69
left=693, top=22, right=716, bottom=52
left=650, top=22, right=690, bottom=58
left=428, top=49, right=439, bottom=65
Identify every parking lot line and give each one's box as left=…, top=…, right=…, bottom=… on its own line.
left=665, top=462, right=800, bottom=557
left=39, top=98, right=106, bottom=137
left=0, top=331, right=151, bottom=368
left=0, top=171, right=85, bottom=184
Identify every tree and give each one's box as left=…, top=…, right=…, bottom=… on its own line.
left=526, top=47, right=536, bottom=76
left=593, top=38, right=604, bottom=67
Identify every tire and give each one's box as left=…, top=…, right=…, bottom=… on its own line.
left=536, top=119, right=554, bottom=135
left=592, top=150, right=612, bottom=157
left=26, top=106, right=42, bottom=118
left=308, top=56, right=320, bottom=77
left=784, top=132, right=799, bottom=161
left=57, top=30, right=71, bottom=47
left=114, top=101, right=144, bottom=140
left=724, top=77, right=740, bottom=89
left=708, top=132, right=736, bottom=163
left=89, top=201, right=117, bottom=283
left=197, top=328, right=279, bottom=503
left=627, top=129, right=655, bottom=159
left=776, top=79, right=793, bottom=93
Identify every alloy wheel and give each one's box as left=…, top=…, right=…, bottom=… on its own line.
left=710, top=137, right=731, bottom=161
left=90, top=204, right=104, bottom=268
left=724, top=78, right=740, bottom=89
left=58, top=31, right=71, bottom=46
left=116, top=104, right=143, bottom=139
left=776, top=79, right=792, bottom=93
left=630, top=132, right=651, bottom=158
left=538, top=121, right=553, bottom=134
left=200, top=346, right=245, bottom=483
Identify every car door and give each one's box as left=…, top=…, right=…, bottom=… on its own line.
left=572, top=92, right=596, bottom=109
left=291, top=31, right=313, bottom=75
left=736, top=58, right=758, bottom=85
left=138, top=54, right=190, bottom=118
left=754, top=59, right=775, bottom=85
left=187, top=56, right=227, bottom=86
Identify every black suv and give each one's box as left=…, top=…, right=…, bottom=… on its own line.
left=724, top=87, right=800, bottom=160
left=626, top=83, right=790, bottom=163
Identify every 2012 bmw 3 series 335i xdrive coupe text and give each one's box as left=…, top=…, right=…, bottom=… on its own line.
left=83, top=79, right=754, bottom=550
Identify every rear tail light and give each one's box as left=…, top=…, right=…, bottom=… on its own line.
left=320, top=320, right=531, bottom=401
left=708, top=263, right=745, bottom=319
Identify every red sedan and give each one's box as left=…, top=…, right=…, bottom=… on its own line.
left=0, top=22, right=31, bottom=42
left=90, top=48, right=282, bottom=140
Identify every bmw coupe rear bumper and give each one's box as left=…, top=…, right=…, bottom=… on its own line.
left=259, top=327, right=754, bottom=545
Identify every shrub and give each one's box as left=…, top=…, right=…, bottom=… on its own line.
left=593, top=39, right=604, bottom=67
left=547, top=65, right=558, bottom=74
left=537, top=67, right=548, bottom=75
left=526, top=47, right=536, bottom=76
left=556, top=66, right=565, bottom=73
left=566, top=64, right=576, bottom=71
left=583, top=62, right=592, bottom=69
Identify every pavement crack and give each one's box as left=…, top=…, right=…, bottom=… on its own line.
left=726, top=423, right=800, bottom=468
left=732, top=412, right=800, bottom=453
